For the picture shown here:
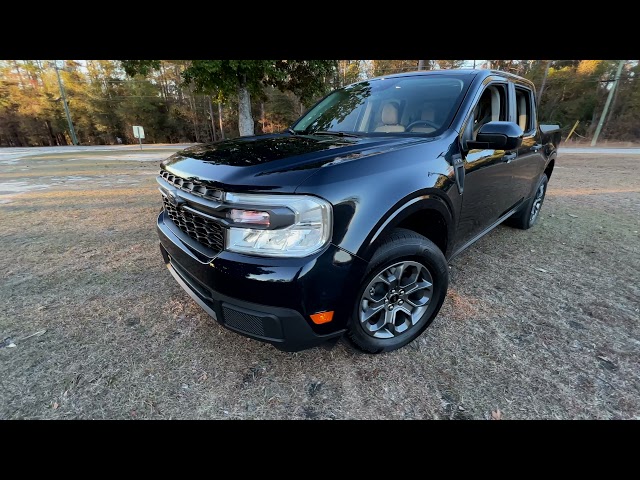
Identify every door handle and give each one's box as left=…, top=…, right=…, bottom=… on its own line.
left=532, top=144, right=543, bottom=152
left=503, top=152, right=517, bottom=163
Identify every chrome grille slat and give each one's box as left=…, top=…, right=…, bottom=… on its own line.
left=160, top=170, right=223, bottom=200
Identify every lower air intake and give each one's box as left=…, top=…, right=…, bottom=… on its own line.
left=222, top=306, right=266, bottom=337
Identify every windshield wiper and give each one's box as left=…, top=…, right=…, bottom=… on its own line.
left=309, top=130, right=360, bottom=138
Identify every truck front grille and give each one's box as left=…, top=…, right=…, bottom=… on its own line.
left=163, top=197, right=225, bottom=252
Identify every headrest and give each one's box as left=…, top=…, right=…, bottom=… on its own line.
left=381, top=102, right=399, bottom=125
left=421, top=103, right=435, bottom=121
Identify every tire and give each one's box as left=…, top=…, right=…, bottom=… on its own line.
left=346, top=228, right=449, bottom=354
left=508, top=174, right=548, bottom=230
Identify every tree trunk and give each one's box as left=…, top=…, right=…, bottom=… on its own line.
left=218, top=102, right=225, bottom=140
left=13, top=61, right=24, bottom=86
left=418, top=60, right=425, bottom=70
left=187, top=87, right=200, bottom=142
left=538, top=61, right=550, bottom=101
left=10, top=124, right=23, bottom=147
left=201, top=96, right=212, bottom=141
left=208, top=96, right=217, bottom=142
left=158, top=62, right=168, bottom=100
left=237, top=82, right=254, bottom=136
left=260, top=102, right=265, bottom=133
left=45, top=120, right=55, bottom=146
left=175, top=66, right=184, bottom=103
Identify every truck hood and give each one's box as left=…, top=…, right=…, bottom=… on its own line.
left=161, top=133, right=429, bottom=193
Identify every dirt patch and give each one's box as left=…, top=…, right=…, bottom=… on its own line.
left=0, top=148, right=639, bottom=419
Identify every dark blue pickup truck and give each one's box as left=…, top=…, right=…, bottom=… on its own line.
left=156, top=69, right=560, bottom=353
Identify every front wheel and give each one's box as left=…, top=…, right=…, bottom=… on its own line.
left=346, top=228, right=449, bottom=353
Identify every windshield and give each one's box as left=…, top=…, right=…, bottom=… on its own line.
left=292, top=74, right=472, bottom=136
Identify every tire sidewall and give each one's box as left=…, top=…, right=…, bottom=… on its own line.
left=349, top=239, right=448, bottom=353
left=527, top=174, right=548, bottom=228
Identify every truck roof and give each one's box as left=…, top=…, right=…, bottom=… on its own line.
left=368, top=69, right=536, bottom=90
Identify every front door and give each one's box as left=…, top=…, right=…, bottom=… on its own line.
left=454, top=81, right=519, bottom=249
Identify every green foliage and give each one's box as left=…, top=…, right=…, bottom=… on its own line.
left=173, top=60, right=337, bottom=135
left=0, top=60, right=211, bottom=146
left=0, top=60, right=69, bottom=146
left=337, top=60, right=364, bottom=87
left=257, top=87, right=301, bottom=133
left=121, top=60, right=161, bottom=77
left=272, top=60, right=337, bottom=105
left=522, top=60, right=622, bottom=139
left=371, top=60, right=420, bottom=77
left=605, top=62, right=640, bottom=140
left=180, top=60, right=336, bottom=105
left=182, top=60, right=272, bottom=99
left=436, top=60, right=465, bottom=69
left=3, top=59, right=640, bottom=146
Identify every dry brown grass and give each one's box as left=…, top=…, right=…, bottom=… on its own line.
left=1, top=148, right=639, bottom=419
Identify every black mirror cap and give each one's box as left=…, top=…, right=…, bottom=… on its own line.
left=470, top=121, right=524, bottom=150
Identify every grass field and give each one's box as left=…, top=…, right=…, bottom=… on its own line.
left=1, top=146, right=638, bottom=419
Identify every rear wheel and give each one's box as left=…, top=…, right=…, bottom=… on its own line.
left=508, top=174, right=548, bottom=230
left=346, top=228, right=448, bottom=353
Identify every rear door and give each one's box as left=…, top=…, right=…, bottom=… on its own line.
left=511, top=83, right=546, bottom=201
left=454, top=79, right=516, bottom=247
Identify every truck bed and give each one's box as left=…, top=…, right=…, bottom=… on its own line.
left=540, top=124, right=561, bottom=151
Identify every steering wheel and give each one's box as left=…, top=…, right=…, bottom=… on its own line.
left=405, top=120, right=439, bottom=131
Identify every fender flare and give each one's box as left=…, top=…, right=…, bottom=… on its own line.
left=357, top=192, right=455, bottom=261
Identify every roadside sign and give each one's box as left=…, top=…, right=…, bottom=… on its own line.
left=133, top=126, right=145, bottom=150
left=132, top=126, right=145, bottom=139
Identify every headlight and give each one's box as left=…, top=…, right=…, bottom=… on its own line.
left=224, top=193, right=332, bottom=258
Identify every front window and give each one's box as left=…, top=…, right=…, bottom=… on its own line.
left=292, top=75, right=472, bottom=136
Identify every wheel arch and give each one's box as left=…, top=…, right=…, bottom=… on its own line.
left=544, top=158, right=555, bottom=180
left=358, top=193, right=455, bottom=262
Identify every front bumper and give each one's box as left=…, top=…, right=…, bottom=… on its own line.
left=157, top=211, right=368, bottom=351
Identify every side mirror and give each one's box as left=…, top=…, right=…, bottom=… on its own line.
left=467, top=121, right=523, bottom=151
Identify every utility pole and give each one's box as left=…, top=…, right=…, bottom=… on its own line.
left=473, top=60, right=476, bottom=69
left=591, top=60, right=625, bottom=147
left=54, top=61, right=78, bottom=146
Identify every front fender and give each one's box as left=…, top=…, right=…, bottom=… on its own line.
left=360, top=191, right=455, bottom=261
left=294, top=135, right=460, bottom=263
